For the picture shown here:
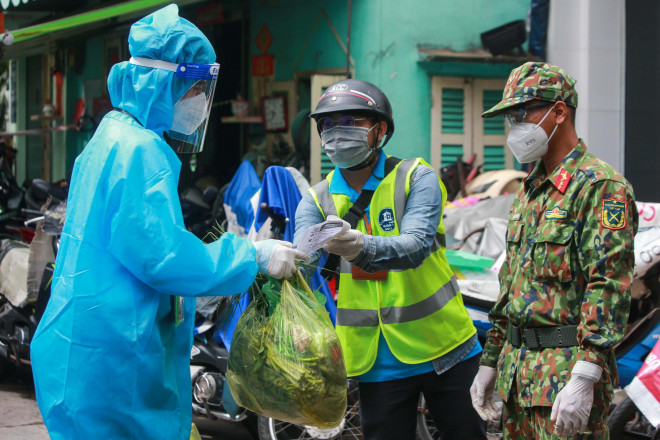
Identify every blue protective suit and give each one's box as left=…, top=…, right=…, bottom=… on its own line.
left=30, top=5, right=258, bottom=440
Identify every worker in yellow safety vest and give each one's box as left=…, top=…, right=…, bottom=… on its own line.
left=293, top=79, right=487, bottom=440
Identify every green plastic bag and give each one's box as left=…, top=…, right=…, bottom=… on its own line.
left=226, top=272, right=347, bottom=428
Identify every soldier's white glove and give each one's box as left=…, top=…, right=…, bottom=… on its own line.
left=254, top=240, right=309, bottom=279
left=470, top=365, right=500, bottom=422
left=323, top=215, right=364, bottom=261
left=551, top=361, right=602, bottom=438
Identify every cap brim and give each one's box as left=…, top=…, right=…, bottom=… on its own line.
left=481, top=97, right=536, bottom=119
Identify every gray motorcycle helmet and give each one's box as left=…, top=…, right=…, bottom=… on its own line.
left=309, top=78, right=395, bottom=148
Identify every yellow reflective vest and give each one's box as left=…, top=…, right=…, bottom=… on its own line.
left=309, top=158, right=476, bottom=376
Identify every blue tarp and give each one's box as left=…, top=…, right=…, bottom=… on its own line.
left=223, top=160, right=261, bottom=236
left=216, top=166, right=337, bottom=349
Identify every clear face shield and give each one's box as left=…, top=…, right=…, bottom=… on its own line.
left=129, top=57, right=220, bottom=153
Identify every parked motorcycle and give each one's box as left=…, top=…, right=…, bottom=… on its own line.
left=607, top=308, right=660, bottom=440
left=0, top=141, right=22, bottom=213
left=180, top=182, right=226, bottom=240
left=190, top=310, right=260, bottom=439
left=0, top=175, right=67, bottom=243
left=0, top=199, right=65, bottom=379
left=0, top=141, right=27, bottom=241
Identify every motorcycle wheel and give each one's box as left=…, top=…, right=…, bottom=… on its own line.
left=608, top=396, right=659, bottom=440
left=257, top=380, right=362, bottom=439
left=416, top=394, right=440, bottom=440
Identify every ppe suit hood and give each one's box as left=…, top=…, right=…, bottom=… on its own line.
left=107, top=4, right=216, bottom=135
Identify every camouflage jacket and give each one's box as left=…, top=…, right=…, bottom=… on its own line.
left=480, top=140, right=638, bottom=407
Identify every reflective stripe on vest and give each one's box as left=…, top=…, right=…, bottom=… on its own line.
left=393, top=159, right=413, bottom=227
left=336, top=275, right=460, bottom=327
left=311, top=179, right=337, bottom=218
left=393, top=160, right=446, bottom=250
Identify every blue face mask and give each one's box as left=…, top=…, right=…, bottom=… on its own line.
left=321, top=125, right=377, bottom=169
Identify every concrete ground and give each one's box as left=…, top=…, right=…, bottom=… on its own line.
left=3, top=370, right=615, bottom=440
left=0, top=372, right=252, bottom=440
left=0, top=378, right=49, bottom=440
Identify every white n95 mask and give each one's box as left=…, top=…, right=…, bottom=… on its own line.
left=171, top=93, right=208, bottom=135
left=505, top=105, right=558, bottom=163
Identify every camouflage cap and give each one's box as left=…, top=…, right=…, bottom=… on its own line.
left=482, top=62, right=578, bottom=118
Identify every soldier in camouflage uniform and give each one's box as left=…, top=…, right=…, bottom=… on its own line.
left=470, top=62, right=638, bottom=439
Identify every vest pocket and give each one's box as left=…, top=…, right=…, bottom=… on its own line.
left=531, top=222, right=575, bottom=282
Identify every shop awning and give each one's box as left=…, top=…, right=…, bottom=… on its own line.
left=1, top=0, right=33, bottom=10
left=5, top=0, right=204, bottom=58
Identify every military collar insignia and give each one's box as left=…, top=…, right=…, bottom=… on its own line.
left=539, top=140, right=588, bottom=194
left=545, top=206, right=568, bottom=220
left=552, top=167, right=571, bottom=194
left=602, top=198, right=627, bottom=230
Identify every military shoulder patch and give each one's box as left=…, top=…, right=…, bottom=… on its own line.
left=545, top=206, right=568, bottom=220
left=601, top=198, right=627, bottom=230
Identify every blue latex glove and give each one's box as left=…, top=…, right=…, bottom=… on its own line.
left=254, top=239, right=309, bottom=279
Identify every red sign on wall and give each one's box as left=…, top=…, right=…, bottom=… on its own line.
left=252, top=55, right=274, bottom=77
left=255, top=24, right=273, bottom=54
left=196, top=3, right=224, bottom=27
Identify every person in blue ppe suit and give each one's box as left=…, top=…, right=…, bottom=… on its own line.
left=30, top=5, right=307, bottom=440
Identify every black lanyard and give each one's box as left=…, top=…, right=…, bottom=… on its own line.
left=113, top=107, right=143, bottom=127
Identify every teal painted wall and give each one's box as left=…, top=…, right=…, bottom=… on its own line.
left=251, top=0, right=529, bottom=163
left=63, top=35, right=104, bottom=179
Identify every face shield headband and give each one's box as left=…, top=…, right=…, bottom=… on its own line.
left=129, top=56, right=220, bottom=153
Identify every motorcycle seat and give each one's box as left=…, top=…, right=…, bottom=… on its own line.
left=614, top=307, right=660, bottom=359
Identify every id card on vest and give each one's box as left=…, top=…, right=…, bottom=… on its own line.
left=352, top=266, right=388, bottom=281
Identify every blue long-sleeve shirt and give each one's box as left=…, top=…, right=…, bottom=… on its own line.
left=294, top=153, right=480, bottom=382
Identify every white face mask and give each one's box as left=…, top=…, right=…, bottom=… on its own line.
left=171, top=92, right=208, bottom=135
left=321, top=125, right=378, bottom=169
left=505, top=104, right=558, bottom=163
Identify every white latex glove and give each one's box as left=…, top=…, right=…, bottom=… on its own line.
left=325, top=215, right=351, bottom=233
left=254, top=240, right=310, bottom=279
left=551, top=361, right=602, bottom=438
left=470, top=365, right=500, bottom=422
left=323, top=227, right=365, bottom=261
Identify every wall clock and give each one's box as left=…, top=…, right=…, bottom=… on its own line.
left=261, top=96, right=288, bottom=132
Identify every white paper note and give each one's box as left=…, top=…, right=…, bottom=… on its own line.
left=296, top=219, right=348, bottom=256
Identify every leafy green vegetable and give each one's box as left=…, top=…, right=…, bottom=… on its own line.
left=226, top=272, right=347, bottom=428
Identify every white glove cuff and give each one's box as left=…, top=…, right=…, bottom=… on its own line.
left=480, top=365, right=496, bottom=374
left=572, top=360, right=602, bottom=382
